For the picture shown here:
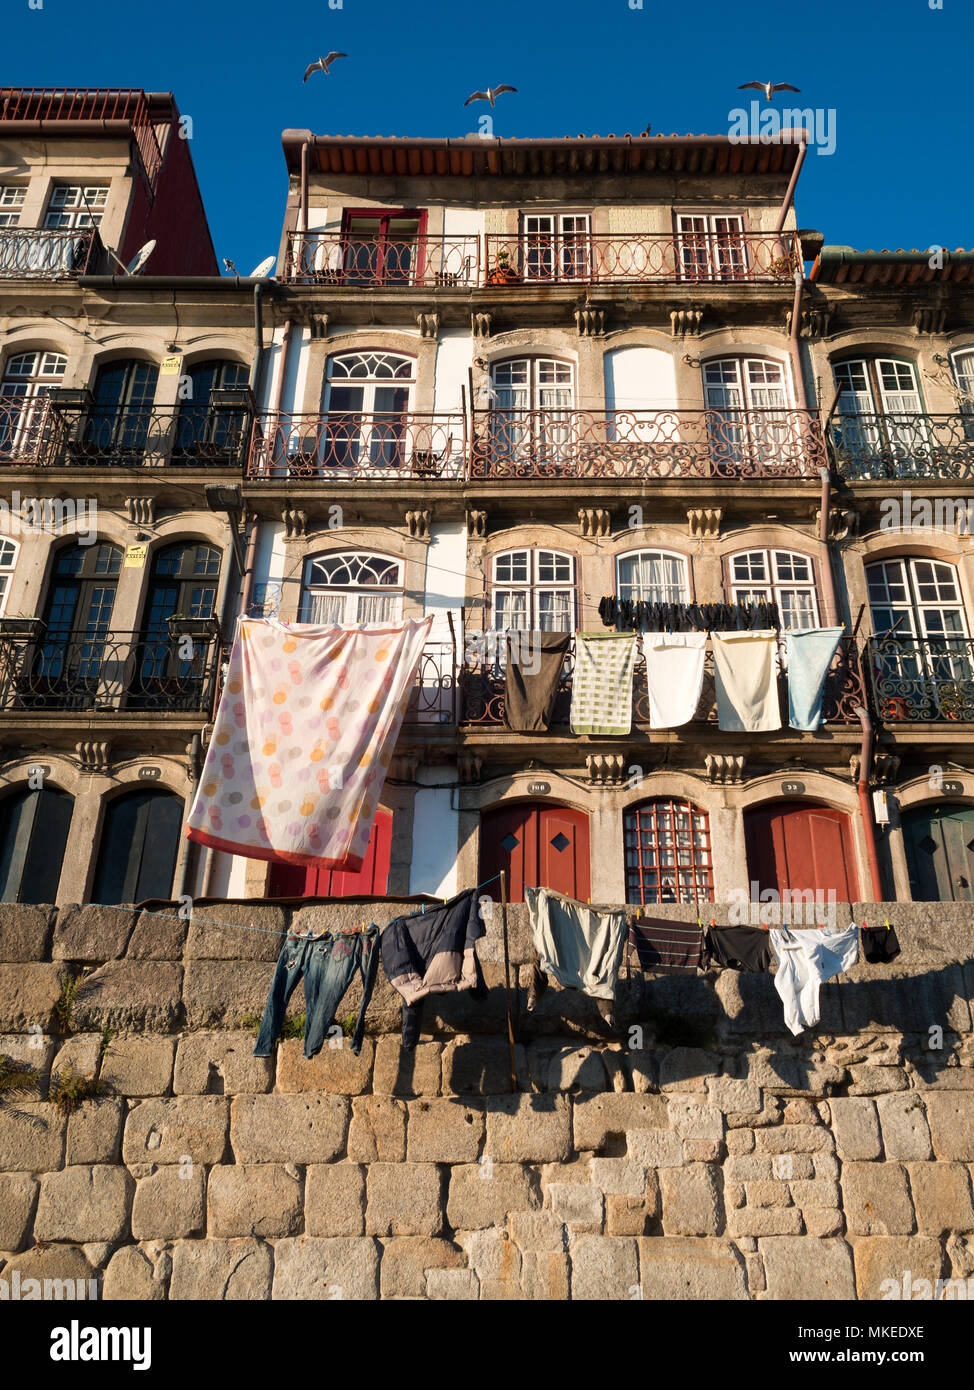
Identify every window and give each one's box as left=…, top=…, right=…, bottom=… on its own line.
left=867, top=556, right=972, bottom=710
left=492, top=549, right=575, bottom=631
left=488, top=358, right=575, bottom=469
left=520, top=214, right=591, bottom=281
left=0, top=785, right=73, bottom=902
left=703, top=356, right=791, bottom=468
left=340, top=209, right=425, bottom=284
left=834, top=358, right=922, bottom=416
left=0, top=538, right=18, bottom=616
left=624, top=798, right=714, bottom=905
left=317, top=351, right=414, bottom=470
left=0, top=350, right=66, bottom=458
left=951, top=349, right=974, bottom=441
left=677, top=214, right=746, bottom=281
left=43, top=185, right=108, bottom=229
left=28, top=543, right=123, bottom=707
left=616, top=551, right=690, bottom=606
left=86, top=358, right=159, bottom=456
left=301, top=552, right=404, bottom=625
left=92, top=788, right=184, bottom=904
left=729, top=550, right=820, bottom=629
left=0, top=185, right=26, bottom=228
left=174, top=359, right=248, bottom=459
left=831, top=358, right=925, bottom=470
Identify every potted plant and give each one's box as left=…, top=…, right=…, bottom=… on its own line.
left=0, top=614, right=45, bottom=640
left=486, top=246, right=521, bottom=286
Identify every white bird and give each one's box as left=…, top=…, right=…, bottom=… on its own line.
left=304, top=52, right=347, bottom=82
left=738, top=80, right=801, bottom=102
left=464, top=85, right=517, bottom=108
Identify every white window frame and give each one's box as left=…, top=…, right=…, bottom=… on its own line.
left=866, top=557, right=968, bottom=641
left=677, top=213, right=747, bottom=281
left=703, top=356, right=791, bottom=411
left=0, top=185, right=26, bottom=228
left=728, top=548, right=820, bottom=630
left=833, top=357, right=923, bottom=416
left=43, top=185, right=109, bottom=230
left=300, top=551, right=404, bottom=625
left=520, top=213, right=592, bottom=282
left=0, top=350, right=67, bottom=458
left=616, top=550, right=690, bottom=605
left=491, top=548, right=576, bottom=631
left=950, top=349, right=974, bottom=440
left=0, top=537, right=19, bottom=616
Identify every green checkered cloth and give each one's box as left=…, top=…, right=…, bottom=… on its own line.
left=570, top=631, right=637, bottom=735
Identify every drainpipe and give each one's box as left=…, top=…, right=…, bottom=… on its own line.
left=855, top=705, right=885, bottom=902
left=789, top=268, right=808, bottom=411
left=300, top=139, right=312, bottom=241
left=817, top=467, right=839, bottom=626
left=774, top=131, right=808, bottom=236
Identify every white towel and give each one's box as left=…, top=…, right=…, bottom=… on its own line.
left=769, top=924, right=859, bottom=1034
left=712, top=629, right=781, bottom=732
left=642, top=631, right=708, bottom=728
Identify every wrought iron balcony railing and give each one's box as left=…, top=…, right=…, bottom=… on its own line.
left=470, top=408, right=827, bottom=480
left=0, top=226, right=103, bottom=279
left=247, top=412, right=467, bottom=480
left=830, top=413, right=974, bottom=481
left=460, top=633, right=866, bottom=726
left=0, top=629, right=222, bottom=714
left=0, top=88, right=164, bottom=187
left=283, top=232, right=480, bottom=287
left=483, top=231, right=799, bottom=286
left=38, top=401, right=250, bottom=468
left=401, top=640, right=457, bottom=726
left=0, top=395, right=53, bottom=465
left=866, top=635, right=974, bottom=723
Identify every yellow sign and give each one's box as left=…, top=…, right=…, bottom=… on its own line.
left=160, top=353, right=182, bottom=376
left=124, top=544, right=147, bottom=568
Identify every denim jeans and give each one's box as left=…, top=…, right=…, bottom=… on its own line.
left=253, top=925, right=379, bottom=1059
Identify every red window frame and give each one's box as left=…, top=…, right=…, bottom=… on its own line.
left=624, top=798, right=714, bottom=905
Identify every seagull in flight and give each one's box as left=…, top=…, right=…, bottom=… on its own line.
left=464, top=85, right=517, bottom=108
left=304, top=52, right=347, bottom=82
left=738, top=80, right=801, bottom=102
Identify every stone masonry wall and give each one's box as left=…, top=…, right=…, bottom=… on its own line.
left=1, top=897, right=974, bottom=1300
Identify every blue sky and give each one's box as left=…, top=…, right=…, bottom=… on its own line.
left=6, top=0, right=973, bottom=272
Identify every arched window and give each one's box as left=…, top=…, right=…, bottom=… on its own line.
left=951, top=349, right=974, bottom=440
left=93, top=789, right=184, bottom=904
left=30, top=542, right=123, bottom=708
left=87, top=358, right=159, bottom=457
left=702, top=356, right=792, bottom=470
left=830, top=357, right=925, bottom=477
left=0, top=784, right=73, bottom=902
left=728, top=549, right=820, bottom=629
left=866, top=556, right=972, bottom=719
left=130, top=542, right=222, bottom=710
left=834, top=357, right=922, bottom=415
left=0, top=350, right=66, bottom=459
left=319, top=352, right=414, bottom=469
left=174, top=359, right=248, bottom=460
left=624, top=798, right=714, bottom=905
left=703, top=357, right=789, bottom=411
left=301, top=551, right=403, bottom=624
left=616, top=550, right=689, bottom=605
left=487, top=358, right=575, bottom=471
left=492, top=549, right=576, bottom=631
left=0, top=537, right=17, bottom=616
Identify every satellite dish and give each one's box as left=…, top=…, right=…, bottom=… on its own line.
left=249, top=255, right=276, bottom=278
left=126, top=240, right=156, bottom=275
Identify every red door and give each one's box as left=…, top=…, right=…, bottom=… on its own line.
left=479, top=802, right=590, bottom=903
left=744, top=801, right=860, bottom=902
left=267, top=807, right=393, bottom=898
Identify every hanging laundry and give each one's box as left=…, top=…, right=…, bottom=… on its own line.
left=711, top=629, right=782, bottom=732
left=503, top=630, right=571, bottom=732
left=598, top=596, right=780, bottom=634
left=769, top=925, right=859, bottom=1034
left=186, top=616, right=433, bottom=870
left=570, top=631, right=637, bottom=735
left=253, top=924, right=378, bottom=1059
left=785, top=627, right=844, bottom=731
left=861, top=923, right=901, bottom=964
left=626, top=916, right=707, bottom=974
left=705, top=925, right=774, bottom=972
left=642, top=630, right=708, bottom=728
left=380, top=889, right=488, bottom=1047
left=525, top=886, right=628, bottom=1001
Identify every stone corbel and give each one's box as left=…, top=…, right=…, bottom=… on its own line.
left=578, top=507, right=611, bottom=538
left=586, top=753, right=626, bottom=786
left=458, top=753, right=483, bottom=785
left=125, top=496, right=156, bottom=527
left=417, top=311, right=440, bottom=340
left=281, top=509, right=308, bottom=539
left=471, top=311, right=493, bottom=340
left=912, top=305, right=947, bottom=336
left=388, top=754, right=419, bottom=782
left=705, top=753, right=745, bottom=785
left=574, top=306, right=605, bottom=337
left=786, top=305, right=832, bottom=338
left=406, top=509, right=432, bottom=539
left=670, top=306, right=704, bottom=336
left=76, top=740, right=112, bottom=776
left=466, top=509, right=487, bottom=538
left=687, top=507, right=722, bottom=538
left=309, top=313, right=330, bottom=340
left=815, top=506, right=859, bottom=541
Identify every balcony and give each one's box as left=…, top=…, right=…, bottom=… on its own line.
left=0, top=629, right=222, bottom=714
left=247, top=412, right=466, bottom=480
left=460, top=634, right=866, bottom=727
left=402, top=640, right=457, bottom=727
left=0, top=395, right=53, bottom=465
left=29, top=396, right=250, bottom=470
left=866, top=635, right=974, bottom=723
left=470, top=408, right=827, bottom=481
left=483, top=231, right=799, bottom=286
left=283, top=232, right=480, bottom=287
left=830, top=413, right=974, bottom=481
left=0, top=88, right=164, bottom=188
left=0, top=226, right=103, bottom=280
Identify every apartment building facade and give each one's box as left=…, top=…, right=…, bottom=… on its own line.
left=2, top=105, right=973, bottom=910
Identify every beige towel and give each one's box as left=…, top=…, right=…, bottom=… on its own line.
left=712, top=629, right=781, bottom=732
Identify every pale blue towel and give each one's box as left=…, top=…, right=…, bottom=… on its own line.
left=786, top=627, right=844, bottom=730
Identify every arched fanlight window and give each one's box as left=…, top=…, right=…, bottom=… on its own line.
left=301, top=551, right=404, bottom=624
left=0, top=784, right=74, bottom=902
left=92, top=788, right=184, bottom=904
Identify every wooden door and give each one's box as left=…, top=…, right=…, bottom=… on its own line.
left=267, top=807, right=392, bottom=898
left=480, top=802, right=590, bottom=903
left=744, top=801, right=860, bottom=902
left=903, top=803, right=974, bottom=901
